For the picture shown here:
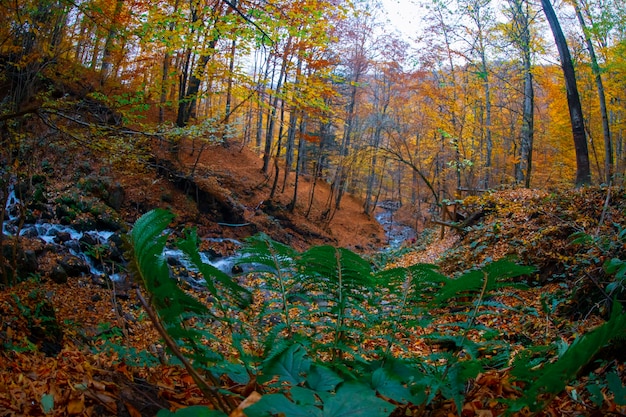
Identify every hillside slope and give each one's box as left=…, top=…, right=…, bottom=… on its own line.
left=38, top=137, right=388, bottom=254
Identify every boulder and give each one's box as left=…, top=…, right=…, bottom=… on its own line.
left=50, top=265, right=68, bottom=284
left=59, top=255, right=91, bottom=277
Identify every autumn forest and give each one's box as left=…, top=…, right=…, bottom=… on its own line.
left=1, top=0, right=626, bottom=415
left=3, top=0, right=626, bottom=207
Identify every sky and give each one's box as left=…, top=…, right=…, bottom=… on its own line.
left=381, top=0, right=424, bottom=38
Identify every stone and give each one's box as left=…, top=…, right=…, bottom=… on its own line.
left=107, top=183, right=125, bottom=211
left=59, top=255, right=91, bottom=276
left=50, top=265, right=68, bottom=284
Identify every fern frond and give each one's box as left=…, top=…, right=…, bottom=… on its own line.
left=176, top=227, right=251, bottom=308
left=299, top=246, right=374, bottom=292
left=262, top=334, right=297, bottom=364
left=509, top=302, right=626, bottom=413
left=128, top=209, right=207, bottom=321
left=130, top=208, right=174, bottom=262
left=237, top=233, right=299, bottom=275
left=433, top=259, right=533, bottom=307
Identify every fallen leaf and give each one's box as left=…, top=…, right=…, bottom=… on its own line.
left=125, top=401, right=143, bottom=417
left=229, top=391, right=262, bottom=417
left=67, top=398, right=84, bottom=415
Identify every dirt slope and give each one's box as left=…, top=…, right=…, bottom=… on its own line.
left=110, top=139, right=387, bottom=253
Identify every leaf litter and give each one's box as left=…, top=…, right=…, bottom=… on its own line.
left=1, top=186, right=626, bottom=416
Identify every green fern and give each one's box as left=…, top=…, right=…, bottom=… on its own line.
left=432, top=259, right=534, bottom=307
left=508, top=301, right=626, bottom=413
left=236, top=233, right=303, bottom=356
left=375, top=263, right=447, bottom=358
left=128, top=211, right=624, bottom=417
left=128, top=210, right=253, bottom=398
left=250, top=344, right=395, bottom=417
left=297, top=245, right=376, bottom=360
left=128, top=209, right=207, bottom=326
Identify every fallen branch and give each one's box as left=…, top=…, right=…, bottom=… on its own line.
left=431, top=219, right=466, bottom=231
left=432, top=209, right=486, bottom=232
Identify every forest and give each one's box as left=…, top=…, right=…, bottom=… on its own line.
left=1, top=0, right=626, bottom=415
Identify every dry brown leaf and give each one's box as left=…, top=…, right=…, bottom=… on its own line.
left=67, top=397, right=85, bottom=415
left=125, top=401, right=143, bottom=417
left=229, top=391, right=262, bottom=417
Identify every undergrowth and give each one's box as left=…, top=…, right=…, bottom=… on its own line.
left=126, top=209, right=626, bottom=416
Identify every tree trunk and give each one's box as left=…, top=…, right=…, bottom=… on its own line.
left=224, top=37, right=237, bottom=127
left=506, top=0, right=534, bottom=187
left=269, top=98, right=285, bottom=200
left=177, top=53, right=212, bottom=127
left=100, top=0, right=124, bottom=85
left=263, top=38, right=292, bottom=173
left=160, top=0, right=180, bottom=124
left=331, top=75, right=358, bottom=211
left=520, top=60, right=534, bottom=188
left=176, top=1, right=223, bottom=127
left=541, top=0, right=591, bottom=186
left=482, top=57, right=493, bottom=189
left=282, top=56, right=303, bottom=192
left=289, top=117, right=307, bottom=212
left=572, top=0, right=613, bottom=183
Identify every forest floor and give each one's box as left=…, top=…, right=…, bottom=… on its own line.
left=1, top=138, right=625, bottom=416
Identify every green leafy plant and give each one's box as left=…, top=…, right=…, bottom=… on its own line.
left=127, top=208, right=251, bottom=414
left=507, top=302, right=626, bottom=413
left=569, top=223, right=626, bottom=317
left=125, top=209, right=626, bottom=417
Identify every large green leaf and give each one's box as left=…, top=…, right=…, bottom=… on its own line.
left=244, top=393, right=322, bottom=417
left=210, top=362, right=250, bottom=385
left=371, top=367, right=425, bottom=405
left=607, top=372, right=626, bottom=405
left=290, top=386, right=320, bottom=407
left=322, top=381, right=394, bottom=417
left=433, top=259, right=533, bottom=306
left=307, top=364, right=343, bottom=392
left=510, top=302, right=626, bottom=411
left=259, top=343, right=311, bottom=386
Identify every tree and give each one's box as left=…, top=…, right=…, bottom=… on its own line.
left=329, top=2, right=375, bottom=213
left=569, top=0, right=613, bottom=183
left=541, top=0, right=591, bottom=186
left=100, top=0, right=125, bottom=85
left=501, top=0, right=537, bottom=187
left=176, top=0, right=224, bottom=127
left=460, top=0, right=496, bottom=188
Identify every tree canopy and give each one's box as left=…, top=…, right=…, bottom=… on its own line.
left=1, top=0, right=626, bottom=213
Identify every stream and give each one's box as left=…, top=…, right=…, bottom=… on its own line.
left=375, top=201, right=417, bottom=250
left=3, top=188, right=417, bottom=285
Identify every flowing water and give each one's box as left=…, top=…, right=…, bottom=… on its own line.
left=375, top=203, right=417, bottom=250
left=3, top=186, right=416, bottom=286
left=2, top=186, right=237, bottom=283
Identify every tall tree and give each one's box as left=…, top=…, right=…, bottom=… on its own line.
left=159, top=0, right=182, bottom=123
left=501, top=0, right=537, bottom=187
left=423, top=0, right=466, bottom=200
left=329, top=2, right=374, bottom=212
left=100, top=0, right=125, bottom=85
left=460, top=0, right=495, bottom=188
left=176, top=0, right=224, bottom=127
left=541, top=0, right=591, bottom=186
left=569, top=0, right=613, bottom=183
